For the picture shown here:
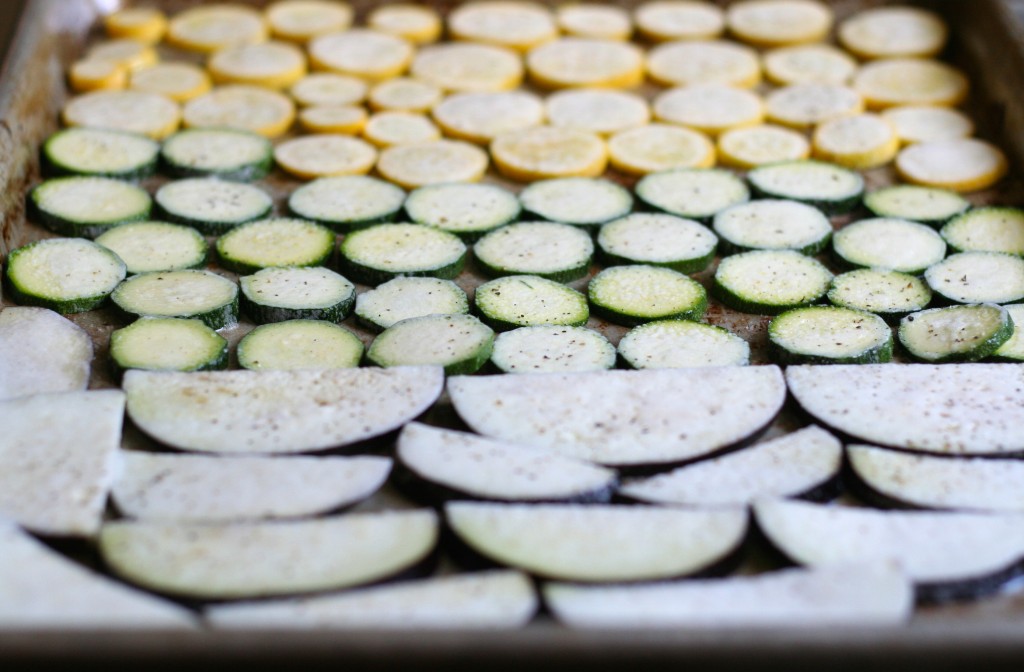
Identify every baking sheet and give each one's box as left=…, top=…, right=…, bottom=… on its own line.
left=4, top=0, right=1024, bottom=666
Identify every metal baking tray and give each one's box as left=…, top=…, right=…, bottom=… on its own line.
left=4, top=0, right=1024, bottom=668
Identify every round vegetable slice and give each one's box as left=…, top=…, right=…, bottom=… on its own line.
left=63, top=90, right=181, bottom=140
left=208, top=41, right=307, bottom=90
left=588, top=265, right=708, bottom=326
left=608, top=124, right=715, bottom=175
left=474, top=275, right=589, bottom=331
left=160, top=128, right=272, bottom=181
left=492, top=126, right=607, bottom=181
left=367, top=77, right=442, bottom=112
left=635, top=168, right=749, bottom=222
left=449, top=1, right=557, bottom=52
left=519, top=177, right=633, bottom=228
left=367, top=314, right=494, bottom=375
left=898, top=304, right=1013, bottom=363
left=288, top=175, right=406, bottom=232
left=768, top=306, right=893, bottom=365
left=635, top=1, right=725, bottom=42
left=216, top=218, right=336, bottom=275
left=42, top=127, right=159, bottom=179
left=713, top=199, right=830, bottom=255
left=166, top=4, right=268, bottom=53
left=289, top=73, right=367, bottom=107
left=376, top=140, right=489, bottom=189
left=762, top=43, right=858, bottom=85
left=237, top=320, right=363, bottom=371
left=714, top=250, right=832, bottom=315
left=5, top=238, right=126, bottom=314
left=747, top=160, right=863, bottom=214
left=726, top=0, right=833, bottom=48
left=339, top=223, right=467, bottom=285
left=404, top=182, right=520, bottom=241
left=718, top=124, right=811, bottom=169
left=838, top=6, right=947, bottom=60
left=618, top=320, right=750, bottom=369
left=273, top=134, right=377, bottom=179
left=853, top=58, right=968, bottom=109
left=129, top=63, right=212, bottom=102
left=924, top=252, right=1024, bottom=305
left=881, top=105, right=974, bottom=145
left=545, top=89, right=650, bottom=136
left=526, top=38, right=644, bottom=89
left=308, top=29, right=413, bottom=81
left=265, top=0, right=353, bottom=42
left=942, top=208, right=1024, bottom=256
left=297, top=105, right=367, bottom=134
left=240, top=266, right=355, bottom=324
left=110, top=317, right=228, bottom=374
left=368, top=4, right=442, bottom=44
left=29, top=176, right=151, bottom=238
left=896, top=139, right=1008, bottom=193
left=863, top=185, right=970, bottom=226
left=410, top=43, right=523, bottom=93
left=812, top=113, right=899, bottom=169
left=597, top=212, right=717, bottom=273
left=647, top=39, right=760, bottom=88
left=355, top=277, right=469, bottom=332
left=155, top=178, right=272, bottom=235
left=432, top=91, right=545, bottom=144
left=832, top=217, right=946, bottom=274
left=112, top=269, right=239, bottom=329
left=557, top=4, right=631, bottom=41
left=473, top=221, right=594, bottom=282
left=490, top=325, right=615, bottom=374
left=765, top=83, right=864, bottom=129
left=68, top=59, right=128, bottom=93
left=104, top=7, right=168, bottom=44
left=183, top=85, right=295, bottom=138
left=827, top=269, right=932, bottom=319
left=95, top=221, right=207, bottom=275
left=653, top=84, right=763, bottom=137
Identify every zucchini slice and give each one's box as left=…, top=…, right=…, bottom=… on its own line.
left=446, top=502, right=746, bottom=583
left=288, top=175, right=406, bottom=232
left=993, top=304, right=1024, bottom=361
left=832, top=217, right=946, bottom=274
left=490, top=325, right=615, bottom=374
left=755, top=498, right=1024, bottom=602
left=617, top=320, right=750, bottom=369
left=339, top=223, right=467, bottom=285
left=621, top=425, right=842, bottom=507
left=518, top=177, right=633, bottom=228
left=827, top=268, right=932, bottom=319
left=474, top=275, right=590, bottom=331
left=768, top=306, right=893, bottom=365
left=207, top=571, right=536, bottom=630
left=448, top=366, right=786, bottom=467
left=848, top=444, right=1024, bottom=513
left=29, top=176, right=152, bottom=238
left=396, top=422, right=616, bottom=504
left=112, top=452, right=391, bottom=523
left=785, top=363, right=1024, bottom=455
left=941, top=207, right=1024, bottom=256
left=240, top=266, right=356, bottom=324
left=746, top=160, right=864, bottom=214
left=544, top=564, right=912, bottom=629
left=473, top=221, right=594, bottom=282
left=0, top=521, right=195, bottom=629
left=237, top=320, right=364, bottom=371
left=898, top=304, right=1013, bottom=363
left=588, top=265, right=708, bottom=326
left=712, top=199, right=832, bottom=255
left=0, top=390, right=124, bottom=537
left=160, top=128, right=273, bottom=181
left=924, top=252, right=1024, bottom=305
left=123, top=366, right=444, bottom=454
left=155, top=178, right=273, bottom=235
left=215, top=218, right=336, bottom=275
left=713, top=249, right=833, bottom=315
left=95, top=221, right=207, bottom=275
left=99, top=511, right=438, bottom=599
left=0, top=307, right=92, bottom=401
left=367, top=314, right=494, bottom=375
left=863, top=185, right=970, bottom=226
left=112, top=270, right=239, bottom=330
left=110, top=317, right=228, bottom=374
left=405, top=182, right=520, bottom=241
left=634, top=168, right=749, bottom=222
left=597, top=212, right=718, bottom=273
left=354, top=276, right=469, bottom=332
left=42, top=127, right=159, bottom=179
left=5, top=238, right=126, bottom=314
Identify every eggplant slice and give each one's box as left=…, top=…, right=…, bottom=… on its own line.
left=848, top=444, right=1024, bottom=513
left=544, top=563, right=913, bottom=628
left=0, top=306, right=92, bottom=401
left=206, top=570, right=538, bottom=629
left=123, top=366, right=444, bottom=454
left=754, top=499, right=1024, bottom=601
left=445, top=502, right=748, bottom=583
left=447, top=366, right=786, bottom=467
left=112, top=452, right=392, bottom=522
left=620, top=425, right=841, bottom=506
left=787, top=364, right=1024, bottom=455
left=0, top=390, right=124, bottom=537
left=0, top=520, right=195, bottom=628
left=99, top=510, right=439, bottom=600
left=396, top=422, right=617, bottom=503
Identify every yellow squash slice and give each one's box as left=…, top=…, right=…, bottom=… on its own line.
left=812, top=113, right=899, bottom=169
left=183, top=85, right=295, bottom=138
left=363, top=112, right=441, bottom=147
left=718, top=124, right=811, bottom=169
left=881, top=105, right=975, bottom=145
left=527, top=38, right=645, bottom=89
left=726, top=0, right=833, bottom=48
left=69, top=60, right=127, bottom=93
left=765, top=84, right=864, bottom=129
left=274, top=134, right=378, bottom=180
left=634, top=1, right=725, bottom=42
left=130, top=63, right=212, bottom=102
left=545, top=89, right=650, bottom=136
left=368, top=4, right=442, bottom=45
left=368, top=78, right=443, bottom=113
left=377, top=140, right=490, bottom=189
left=63, top=90, right=181, bottom=140
left=763, top=44, right=858, bottom=86
left=608, top=124, right=715, bottom=175
left=896, top=139, right=1008, bottom=193
left=448, top=1, right=558, bottom=52
left=411, top=43, right=524, bottom=93
left=208, top=41, right=307, bottom=90
left=289, top=73, right=367, bottom=107
left=647, top=40, right=760, bottom=88
left=491, top=126, right=608, bottom=181
left=853, top=58, right=969, bottom=109
left=297, top=105, right=368, bottom=134
left=839, top=6, right=948, bottom=60
left=308, top=29, right=414, bottom=81
left=432, top=91, right=545, bottom=144
left=557, top=4, right=632, bottom=41
left=167, top=5, right=268, bottom=54
left=653, top=84, right=764, bottom=137
left=87, top=39, right=158, bottom=72
left=265, top=0, right=354, bottom=43
left=104, top=7, right=168, bottom=45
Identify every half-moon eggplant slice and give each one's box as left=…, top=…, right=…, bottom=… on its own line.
left=123, top=366, right=444, bottom=454
left=206, top=570, right=537, bottom=630
left=112, top=452, right=392, bottom=522
left=448, top=367, right=786, bottom=467
left=620, top=425, right=842, bottom=506
left=754, top=498, right=1024, bottom=601
left=848, top=444, right=1024, bottom=513
left=99, top=510, right=439, bottom=600
left=396, top=422, right=617, bottom=503
left=0, top=520, right=196, bottom=629
left=544, top=563, right=913, bottom=628
left=0, top=306, right=92, bottom=401
left=0, top=390, right=124, bottom=537
left=445, top=502, right=748, bottom=583
left=787, top=364, right=1024, bottom=455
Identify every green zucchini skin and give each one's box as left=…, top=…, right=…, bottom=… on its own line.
left=160, top=129, right=273, bottom=182
left=472, top=222, right=594, bottom=284
left=474, top=275, right=590, bottom=332
left=864, top=185, right=971, bottom=227
left=154, top=179, right=274, bottom=236
left=898, top=304, right=1014, bottom=363
left=109, top=317, right=229, bottom=379
left=239, top=267, right=357, bottom=325
left=747, top=160, right=864, bottom=215
left=28, top=177, right=153, bottom=239
left=338, top=224, right=467, bottom=286
left=4, top=238, right=127, bottom=314
left=237, top=320, right=365, bottom=371
left=596, top=213, right=718, bottom=275
left=366, top=314, right=495, bottom=375
left=635, top=168, right=750, bottom=224
left=712, top=251, right=833, bottom=316
left=767, top=306, right=894, bottom=366
left=111, top=270, right=240, bottom=330
left=588, top=266, right=708, bottom=327
left=340, top=255, right=465, bottom=286
left=215, top=219, right=337, bottom=276
left=42, top=128, right=159, bottom=180
left=288, top=176, right=407, bottom=233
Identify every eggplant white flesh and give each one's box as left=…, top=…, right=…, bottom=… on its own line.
left=0, top=390, right=124, bottom=537
left=0, top=307, right=92, bottom=401
left=544, top=563, right=913, bottom=628
left=445, top=502, right=747, bottom=582
left=787, top=364, right=1024, bottom=455
left=620, top=425, right=841, bottom=506
left=848, top=444, right=1024, bottom=513
left=754, top=499, right=1024, bottom=590
left=99, top=510, right=439, bottom=599
left=447, top=367, right=786, bottom=466
left=123, top=366, right=444, bottom=454
left=396, top=422, right=617, bottom=502
left=0, top=520, right=196, bottom=629
left=112, top=452, right=392, bottom=522
left=206, top=570, right=537, bottom=629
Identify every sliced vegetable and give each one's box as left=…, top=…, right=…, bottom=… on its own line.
left=526, top=38, right=644, bottom=89
left=166, top=4, right=267, bottom=53
left=941, top=208, right=1024, bottom=256
left=635, top=168, right=749, bottom=222
left=288, top=175, right=405, bottom=232
left=182, top=85, right=295, bottom=138
left=473, top=221, right=594, bottom=282
left=993, top=304, right=1024, bottom=361
left=474, top=275, right=589, bottom=331
left=646, top=39, right=760, bottom=88
left=95, top=221, right=207, bottom=274
left=812, top=113, right=898, bottom=169
left=377, top=139, right=489, bottom=189
left=354, top=276, right=469, bottom=332
left=617, top=320, right=750, bottom=369
left=898, top=304, right=1013, bottom=363
left=717, top=124, right=811, bottom=169
left=432, top=91, right=545, bottom=144
left=110, top=317, right=228, bottom=374
left=215, top=218, right=335, bottom=275
left=491, top=126, right=607, bottom=181
left=924, top=252, right=1024, bottom=305
left=63, top=90, right=181, bottom=140
left=519, top=177, right=632, bottom=228
left=124, top=366, right=444, bottom=454
left=726, top=0, right=833, bottom=48
left=713, top=249, right=833, bottom=315
left=747, top=160, right=864, bottom=214
left=29, top=176, right=151, bottom=238
left=652, top=84, right=763, bottom=137
left=832, top=217, right=946, bottom=274
left=5, top=238, right=126, bottom=314
left=762, top=43, right=857, bottom=85
left=112, top=270, right=239, bottom=329
left=410, top=43, right=524, bottom=93
left=490, top=325, right=615, bottom=374
left=42, top=127, right=159, bottom=179
left=853, top=58, right=967, bottom=108
left=764, top=83, right=863, bottom=129
left=160, top=128, right=273, bottom=181
left=240, top=266, right=355, bottom=324
left=895, top=139, right=1008, bottom=193
left=863, top=185, right=970, bottom=226
left=827, top=268, right=932, bottom=319
left=273, top=134, right=377, bottom=180
left=607, top=123, right=715, bottom=176
left=713, top=199, right=831, bottom=255
left=448, top=366, right=786, bottom=467
left=838, top=6, right=947, bottom=59
left=769, top=306, right=893, bottom=365
left=266, top=0, right=353, bottom=42
left=405, top=182, right=520, bottom=241
left=367, top=314, right=494, bottom=375
left=154, top=178, right=272, bottom=235
left=588, top=265, right=707, bottom=326
left=545, top=89, right=649, bottom=136
left=237, top=320, right=363, bottom=371
left=208, top=41, right=307, bottom=90
left=308, top=29, right=413, bottom=81
left=449, top=1, right=556, bottom=52
left=339, top=223, right=466, bottom=286
left=597, top=212, right=717, bottom=273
